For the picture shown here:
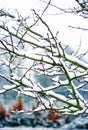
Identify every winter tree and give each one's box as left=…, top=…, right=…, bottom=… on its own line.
left=0, top=0, right=88, bottom=115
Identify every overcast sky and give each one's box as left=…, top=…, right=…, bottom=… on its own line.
left=0, top=0, right=88, bottom=54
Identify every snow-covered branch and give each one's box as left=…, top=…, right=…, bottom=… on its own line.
left=0, top=10, right=88, bottom=115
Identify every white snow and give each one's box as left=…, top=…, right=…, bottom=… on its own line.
left=0, top=89, right=6, bottom=94
left=65, top=53, right=88, bottom=69
left=3, top=85, right=17, bottom=90
left=20, top=90, right=35, bottom=98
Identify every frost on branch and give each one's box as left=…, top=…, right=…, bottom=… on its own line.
left=0, top=10, right=88, bottom=115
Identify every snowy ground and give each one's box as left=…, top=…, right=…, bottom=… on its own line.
left=0, top=127, right=87, bottom=130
